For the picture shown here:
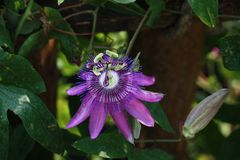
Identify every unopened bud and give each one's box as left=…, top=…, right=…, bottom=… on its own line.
left=182, top=88, right=229, bottom=139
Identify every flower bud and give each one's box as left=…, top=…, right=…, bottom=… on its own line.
left=182, top=88, right=229, bottom=139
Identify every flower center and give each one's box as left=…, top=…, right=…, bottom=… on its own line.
left=99, top=70, right=119, bottom=89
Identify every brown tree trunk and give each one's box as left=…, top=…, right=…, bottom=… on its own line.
left=30, top=39, right=58, bottom=115
left=132, top=19, right=205, bottom=160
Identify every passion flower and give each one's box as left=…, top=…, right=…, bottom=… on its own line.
left=66, top=50, right=164, bottom=143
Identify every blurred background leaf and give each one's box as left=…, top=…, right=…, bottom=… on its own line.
left=219, top=35, right=240, bottom=71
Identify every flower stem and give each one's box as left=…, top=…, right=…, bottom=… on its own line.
left=126, top=9, right=150, bottom=56
left=135, top=138, right=181, bottom=143
left=88, top=7, right=99, bottom=51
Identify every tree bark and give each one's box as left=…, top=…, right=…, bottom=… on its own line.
left=132, top=19, right=205, bottom=160
left=30, top=39, right=58, bottom=114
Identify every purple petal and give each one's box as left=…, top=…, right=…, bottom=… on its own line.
left=89, top=103, right=107, bottom=139
left=133, top=73, right=155, bottom=86
left=78, top=72, right=94, bottom=80
left=133, top=88, right=164, bottom=102
left=124, top=98, right=154, bottom=127
left=66, top=93, right=96, bottom=128
left=109, top=104, right=134, bottom=143
left=66, top=84, right=87, bottom=96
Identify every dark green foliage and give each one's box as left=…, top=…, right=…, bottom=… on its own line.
left=0, top=17, right=14, bottom=52
left=73, top=132, right=133, bottom=158
left=8, top=125, right=35, bottom=160
left=145, top=0, right=165, bottom=26
left=0, top=52, right=46, bottom=94
left=105, top=1, right=145, bottom=16
left=0, top=110, right=9, bottom=160
left=188, top=0, right=218, bottom=27
left=145, top=102, right=174, bottom=133
left=219, top=129, right=240, bottom=160
left=128, top=149, right=174, bottom=160
left=0, top=84, right=64, bottom=155
left=73, top=132, right=174, bottom=159
left=219, top=35, right=240, bottom=71
left=44, top=7, right=81, bottom=62
left=216, top=104, right=240, bottom=124
left=192, top=122, right=225, bottom=157
left=18, top=30, right=47, bottom=57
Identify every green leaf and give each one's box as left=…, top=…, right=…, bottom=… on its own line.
left=219, top=35, right=240, bottom=71
left=145, top=102, right=174, bottom=133
left=0, top=84, right=64, bottom=153
left=58, top=0, right=65, bottom=5
left=215, top=104, right=240, bottom=124
left=145, top=0, right=165, bottom=26
left=0, top=52, right=46, bottom=94
left=112, top=0, right=136, bottom=4
left=9, top=125, right=35, bottom=160
left=188, top=0, right=218, bottom=27
left=73, top=132, right=133, bottom=158
left=128, top=149, right=174, bottom=160
left=0, top=108, right=9, bottom=160
left=18, top=30, right=47, bottom=57
left=106, top=1, right=145, bottom=16
left=0, top=16, right=14, bottom=52
left=219, top=129, right=240, bottom=160
left=44, top=7, right=81, bottom=62
left=14, top=0, right=34, bottom=41
left=20, top=19, right=41, bottom=35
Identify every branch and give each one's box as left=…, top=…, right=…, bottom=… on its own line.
left=126, top=9, right=150, bottom=56
left=53, top=28, right=92, bottom=36
left=64, top=10, right=94, bottom=20
left=59, top=2, right=84, bottom=11
left=135, top=138, right=181, bottom=143
left=87, top=7, right=99, bottom=51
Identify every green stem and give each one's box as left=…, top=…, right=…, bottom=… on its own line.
left=14, top=0, right=34, bottom=42
left=87, top=7, right=99, bottom=51
left=135, top=138, right=181, bottom=143
left=126, top=9, right=150, bottom=56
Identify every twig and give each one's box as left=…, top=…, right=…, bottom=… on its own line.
left=164, top=8, right=184, bottom=15
left=53, top=28, right=92, bottom=36
left=87, top=7, right=99, bottom=51
left=126, top=9, right=150, bottom=56
left=59, top=2, right=84, bottom=11
left=219, top=14, right=240, bottom=19
left=74, top=21, right=91, bottom=26
left=135, top=138, right=181, bottom=143
left=164, top=8, right=240, bottom=20
left=64, top=10, right=94, bottom=20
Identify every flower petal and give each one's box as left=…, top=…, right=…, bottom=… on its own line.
left=78, top=72, right=94, bottom=80
left=66, top=84, right=87, bottom=96
left=66, top=93, right=96, bottom=128
left=89, top=103, right=107, bottom=139
left=109, top=104, right=134, bottom=143
left=133, top=88, right=164, bottom=102
left=124, top=98, right=154, bottom=127
left=133, top=73, right=155, bottom=86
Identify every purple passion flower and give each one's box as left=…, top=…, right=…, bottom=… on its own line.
left=66, top=50, right=164, bottom=143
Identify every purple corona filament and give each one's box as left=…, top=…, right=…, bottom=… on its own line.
left=66, top=51, right=164, bottom=143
